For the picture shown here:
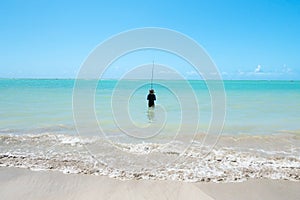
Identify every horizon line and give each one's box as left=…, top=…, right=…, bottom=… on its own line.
left=0, top=77, right=299, bottom=81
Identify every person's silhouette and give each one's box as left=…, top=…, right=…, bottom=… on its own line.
left=147, top=89, right=156, bottom=108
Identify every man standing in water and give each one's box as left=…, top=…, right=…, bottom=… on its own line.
left=147, top=89, right=156, bottom=108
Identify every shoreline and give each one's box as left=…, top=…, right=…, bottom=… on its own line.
left=0, top=167, right=299, bottom=200
left=1, top=132, right=299, bottom=183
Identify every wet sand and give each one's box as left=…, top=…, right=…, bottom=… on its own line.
left=0, top=167, right=299, bottom=200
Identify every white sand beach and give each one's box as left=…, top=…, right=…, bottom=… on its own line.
left=2, top=0, right=300, bottom=199
left=0, top=167, right=299, bottom=200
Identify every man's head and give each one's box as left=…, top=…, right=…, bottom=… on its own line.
left=149, top=89, right=154, bottom=94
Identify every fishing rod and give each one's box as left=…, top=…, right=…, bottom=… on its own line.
left=150, top=60, right=154, bottom=89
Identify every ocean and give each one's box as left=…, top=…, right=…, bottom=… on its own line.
left=0, top=79, right=299, bottom=182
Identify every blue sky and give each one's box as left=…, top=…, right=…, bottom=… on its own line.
left=0, top=0, right=300, bottom=80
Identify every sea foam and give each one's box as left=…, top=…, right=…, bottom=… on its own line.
left=0, top=133, right=299, bottom=183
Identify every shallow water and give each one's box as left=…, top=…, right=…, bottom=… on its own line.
left=1, top=79, right=299, bottom=135
left=0, top=79, right=299, bottom=182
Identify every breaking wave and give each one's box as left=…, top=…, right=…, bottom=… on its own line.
left=0, top=133, right=299, bottom=183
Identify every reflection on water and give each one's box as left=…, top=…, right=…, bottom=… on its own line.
left=147, top=107, right=155, bottom=122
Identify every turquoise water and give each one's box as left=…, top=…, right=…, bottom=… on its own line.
left=0, top=79, right=299, bottom=182
left=0, top=79, right=299, bottom=135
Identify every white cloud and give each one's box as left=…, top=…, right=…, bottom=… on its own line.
left=186, top=70, right=197, bottom=76
left=282, top=64, right=292, bottom=73
left=158, top=70, right=177, bottom=75
left=238, top=70, right=245, bottom=75
left=254, top=64, right=262, bottom=73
